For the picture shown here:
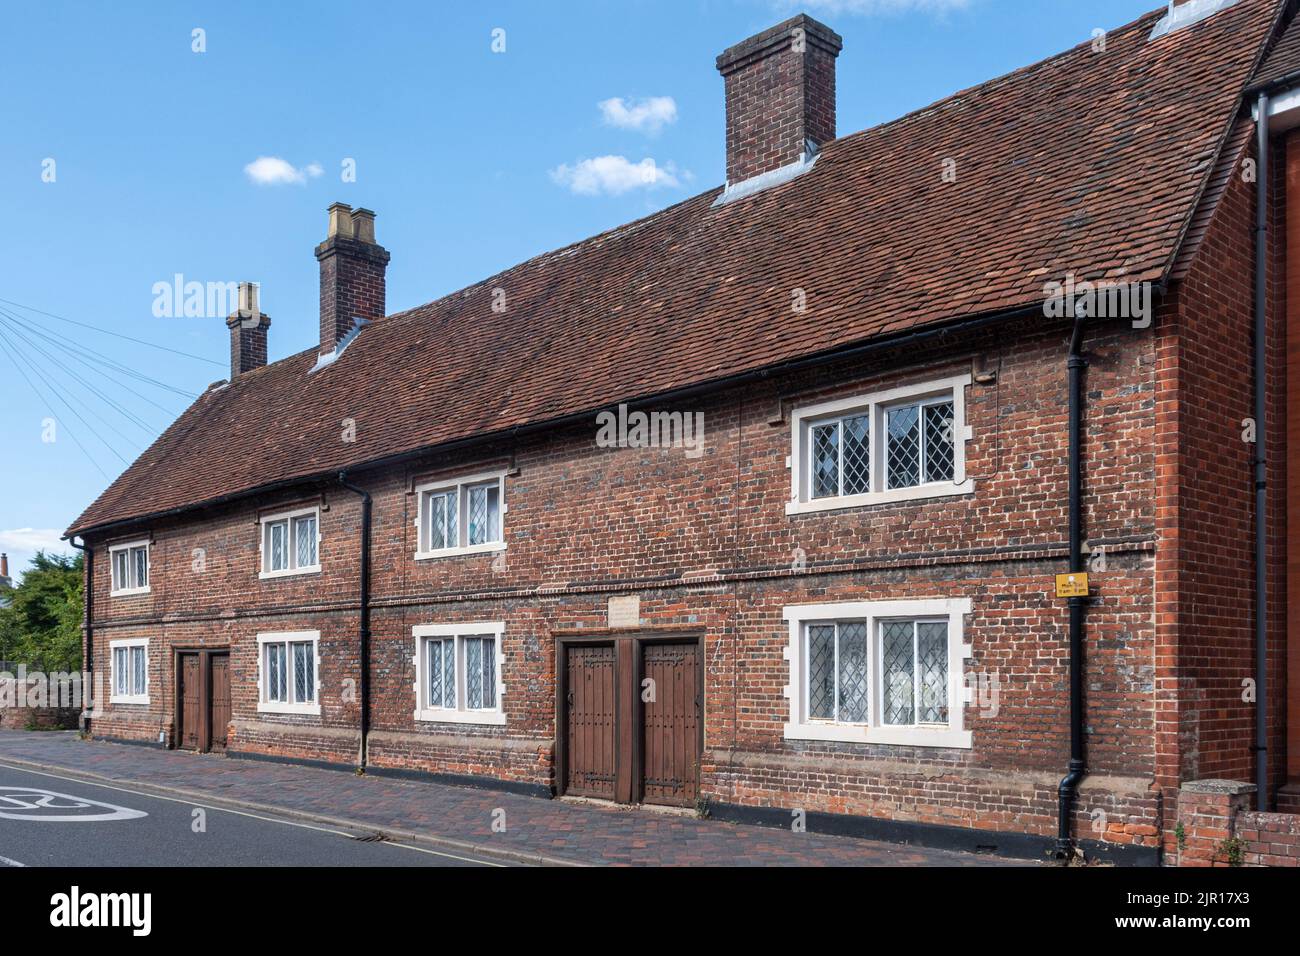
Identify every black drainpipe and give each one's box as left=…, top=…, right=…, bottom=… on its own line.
left=1056, top=313, right=1089, bottom=859
left=68, top=536, right=92, bottom=736
left=338, top=473, right=372, bottom=770
left=1253, top=90, right=1271, bottom=811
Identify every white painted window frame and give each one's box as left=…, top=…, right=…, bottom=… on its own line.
left=108, top=539, right=151, bottom=596
left=256, top=631, right=321, bottom=716
left=413, top=470, right=508, bottom=560
left=786, top=374, right=974, bottom=515
left=782, top=599, right=973, bottom=748
left=259, top=506, right=322, bottom=580
left=412, top=622, right=506, bottom=726
left=108, top=637, right=150, bottom=705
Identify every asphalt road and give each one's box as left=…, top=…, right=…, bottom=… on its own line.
left=0, top=765, right=506, bottom=867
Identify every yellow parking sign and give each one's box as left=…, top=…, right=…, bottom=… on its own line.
left=1055, top=572, right=1089, bottom=598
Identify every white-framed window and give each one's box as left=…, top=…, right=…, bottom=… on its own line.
left=412, top=622, right=506, bottom=725
left=783, top=599, right=972, bottom=748
left=259, top=506, right=321, bottom=579
left=256, top=631, right=321, bottom=715
left=787, top=374, right=973, bottom=514
left=109, top=638, right=149, bottom=704
left=108, top=540, right=150, bottom=596
left=414, top=471, right=506, bottom=559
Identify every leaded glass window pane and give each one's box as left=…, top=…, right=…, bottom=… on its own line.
left=466, top=637, right=483, bottom=708
left=481, top=638, right=496, bottom=709
left=442, top=640, right=456, bottom=709
left=923, top=401, right=955, bottom=483
left=131, top=646, right=146, bottom=696
left=269, top=522, right=288, bottom=571
left=266, top=643, right=287, bottom=702
left=917, top=622, right=949, bottom=723
left=881, top=620, right=915, bottom=725
left=427, top=640, right=445, bottom=709
left=293, top=642, right=314, bottom=703
left=114, top=647, right=128, bottom=696
left=465, top=636, right=496, bottom=709
left=467, top=484, right=500, bottom=546
left=842, top=415, right=871, bottom=495
left=887, top=405, right=921, bottom=489
left=427, top=491, right=457, bottom=550
left=485, top=486, right=501, bottom=543
left=132, top=547, right=148, bottom=588
left=112, top=551, right=128, bottom=591
left=294, top=515, right=317, bottom=568
left=807, top=624, right=835, bottom=720
left=811, top=423, right=839, bottom=499
left=837, top=622, right=869, bottom=722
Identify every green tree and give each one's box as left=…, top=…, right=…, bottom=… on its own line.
left=0, top=551, right=84, bottom=672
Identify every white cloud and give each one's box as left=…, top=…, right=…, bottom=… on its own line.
left=243, top=156, right=325, bottom=186
left=0, top=528, right=71, bottom=583
left=794, top=0, right=969, bottom=14
left=598, top=96, right=678, bottom=134
left=549, top=156, right=684, bottom=196
left=0, top=528, right=66, bottom=553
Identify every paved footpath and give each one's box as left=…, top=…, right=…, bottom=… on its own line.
left=0, top=730, right=1027, bottom=867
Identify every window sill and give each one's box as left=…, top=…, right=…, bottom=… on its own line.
left=109, top=587, right=151, bottom=598
left=258, top=566, right=322, bottom=581
left=109, top=695, right=150, bottom=706
left=258, top=701, right=321, bottom=716
left=783, top=721, right=972, bottom=749
left=414, top=542, right=506, bottom=561
left=414, top=708, right=507, bottom=726
left=786, top=479, right=974, bottom=516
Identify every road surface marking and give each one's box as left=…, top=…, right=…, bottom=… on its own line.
left=0, top=786, right=148, bottom=822
left=384, top=839, right=507, bottom=867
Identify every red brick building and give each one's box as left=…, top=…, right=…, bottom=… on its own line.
left=66, top=0, right=1300, bottom=864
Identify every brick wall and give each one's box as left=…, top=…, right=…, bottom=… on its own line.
left=1174, top=779, right=1300, bottom=867
left=1154, top=132, right=1290, bottom=850
left=0, top=677, right=79, bottom=730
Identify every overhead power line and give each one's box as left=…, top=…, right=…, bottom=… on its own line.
left=0, top=294, right=225, bottom=367
left=0, top=330, right=113, bottom=480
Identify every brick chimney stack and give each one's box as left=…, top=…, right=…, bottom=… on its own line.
left=716, top=14, right=842, bottom=186
left=225, top=281, right=270, bottom=378
left=315, top=202, right=389, bottom=355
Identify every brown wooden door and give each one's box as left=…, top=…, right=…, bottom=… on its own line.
left=639, top=641, right=701, bottom=807
left=564, top=643, right=618, bottom=799
left=178, top=654, right=201, bottom=751
left=208, top=653, right=231, bottom=752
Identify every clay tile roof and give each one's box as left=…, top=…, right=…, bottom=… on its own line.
left=1254, top=3, right=1300, bottom=86
left=68, top=0, right=1286, bottom=537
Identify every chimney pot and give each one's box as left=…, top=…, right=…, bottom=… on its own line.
left=327, top=202, right=354, bottom=239
left=351, top=208, right=377, bottom=244
left=315, top=203, right=389, bottom=355
left=717, top=14, right=842, bottom=185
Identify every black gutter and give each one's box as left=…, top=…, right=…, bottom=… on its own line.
left=67, top=302, right=1048, bottom=542
left=1253, top=90, right=1271, bottom=811
left=1056, top=313, right=1089, bottom=860
left=337, top=472, right=372, bottom=770
left=67, top=536, right=92, bottom=735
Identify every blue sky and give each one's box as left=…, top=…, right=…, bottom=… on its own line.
left=0, top=0, right=1164, bottom=578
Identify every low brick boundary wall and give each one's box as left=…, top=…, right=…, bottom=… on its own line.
left=1175, top=778, right=1300, bottom=867
left=1236, top=810, right=1300, bottom=866
left=0, top=677, right=81, bottom=730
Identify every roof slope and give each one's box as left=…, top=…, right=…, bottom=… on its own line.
left=1254, top=3, right=1300, bottom=85
left=69, top=0, right=1284, bottom=536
